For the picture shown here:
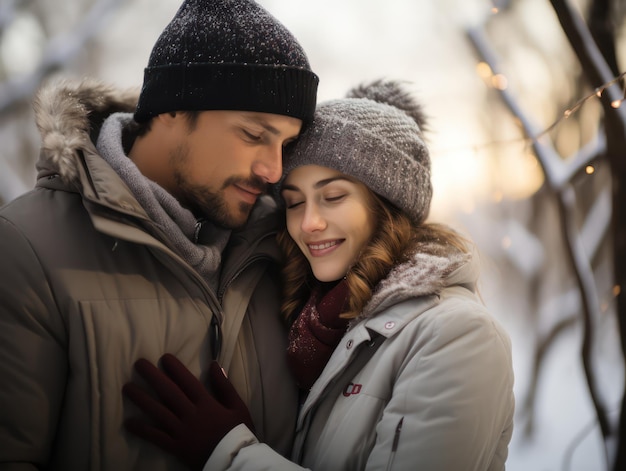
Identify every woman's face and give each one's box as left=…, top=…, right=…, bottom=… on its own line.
left=281, top=165, right=377, bottom=282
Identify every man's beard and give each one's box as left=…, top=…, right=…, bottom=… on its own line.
left=176, top=175, right=266, bottom=229
left=169, top=145, right=267, bottom=229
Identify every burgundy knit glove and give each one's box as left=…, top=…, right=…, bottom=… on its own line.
left=123, top=354, right=254, bottom=470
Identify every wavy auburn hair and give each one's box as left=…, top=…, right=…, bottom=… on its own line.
left=277, top=187, right=470, bottom=322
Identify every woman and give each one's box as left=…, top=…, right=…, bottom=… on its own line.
left=123, top=80, right=515, bottom=470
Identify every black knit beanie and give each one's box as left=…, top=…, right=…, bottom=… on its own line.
left=282, top=80, right=432, bottom=225
left=134, top=0, right=319, bottom=123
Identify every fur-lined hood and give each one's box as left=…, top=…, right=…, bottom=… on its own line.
left=33, top=77, right=139, bottom=184
left=354, top=241, right=477, bottom=324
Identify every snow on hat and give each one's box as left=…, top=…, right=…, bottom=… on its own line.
left=134, top=0, right=319, bottom=123
left=282, top=80, right=432, bottom=225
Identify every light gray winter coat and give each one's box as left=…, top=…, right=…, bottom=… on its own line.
left=204, top=244, right=515, bottom=470
left=0, top=79, right=297, bottom=470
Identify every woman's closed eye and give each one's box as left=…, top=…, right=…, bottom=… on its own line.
left=325, top=194, right=347, bottom=203
left=285, top=200, right=304, bottom=210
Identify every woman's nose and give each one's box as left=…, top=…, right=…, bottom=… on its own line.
left=301, top=205, right=326, bottom=233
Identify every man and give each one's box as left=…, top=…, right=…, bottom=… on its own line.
left=0, top=0, right=318, bottom=469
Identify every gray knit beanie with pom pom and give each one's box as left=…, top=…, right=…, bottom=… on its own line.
left=282, top=80, right=432, bottom=225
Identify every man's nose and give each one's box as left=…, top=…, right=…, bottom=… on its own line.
left=252, top=145, right=283, bottom=184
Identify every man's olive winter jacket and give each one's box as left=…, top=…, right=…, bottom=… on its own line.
left=0, top=78, right=297, bottom=470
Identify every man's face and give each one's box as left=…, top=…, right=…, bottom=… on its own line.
left=166, top=110, right=302, bottom=229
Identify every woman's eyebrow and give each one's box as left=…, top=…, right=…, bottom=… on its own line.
left=281, top=176, right=349, bottom=193
left=313, top=176, right=349, bottom=189
left=280, top=183, right=300, bottom=193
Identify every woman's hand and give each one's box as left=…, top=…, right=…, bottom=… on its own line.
left=123, top=354, right=254, bottom=470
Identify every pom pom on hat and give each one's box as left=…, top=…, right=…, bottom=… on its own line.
left=282, top=80, right=432, bottom=225
left=346, top=80, right=428, bottom=132
left=134, top=0, right=318, bottom=123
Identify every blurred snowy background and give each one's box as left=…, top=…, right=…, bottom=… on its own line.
left=0, top=0, right=624, bottom=469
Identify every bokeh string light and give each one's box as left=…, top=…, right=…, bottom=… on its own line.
left=541, top=70, right=626, bottom=137
left=437, top=68, right=626, bottom=159
left=484, top=67, right=625, bottom=142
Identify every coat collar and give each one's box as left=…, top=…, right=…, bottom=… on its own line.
left=352, top=242, right=476, bottom=325
left=33, top=77, right=139, bottom=185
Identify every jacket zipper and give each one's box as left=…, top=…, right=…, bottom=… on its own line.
left=193, top=218, right=204, bottom=243
left=191, top=212, right=278, bottom=303
left=216, top=228, right=277, bottom=302
left=150, top=244, right=225, bottom=353
left=385, top=417, right=404, bottom=471
left=217, top=253, right=270, bottom=301
left=196, top=220, right=277, bottom=355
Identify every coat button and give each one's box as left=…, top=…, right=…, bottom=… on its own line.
left=346, top=339, right=354, bottom=349
left=385, top=321, right=395, bottom=329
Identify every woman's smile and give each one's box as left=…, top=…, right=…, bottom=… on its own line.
left=307, top=239, right=344, bottom=256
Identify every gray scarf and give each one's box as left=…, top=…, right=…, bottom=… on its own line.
left=96, top=112, right=230, bottom=290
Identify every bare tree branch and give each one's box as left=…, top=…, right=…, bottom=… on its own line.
left=547, top=1, right=626, bottom=469
left=467, top=20, right=612, bottom=464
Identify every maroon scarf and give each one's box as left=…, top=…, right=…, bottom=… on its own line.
left=286, top=280, right=350, bottom=391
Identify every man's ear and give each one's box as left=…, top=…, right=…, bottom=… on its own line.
left=154, top=111, right=181, bottom=128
